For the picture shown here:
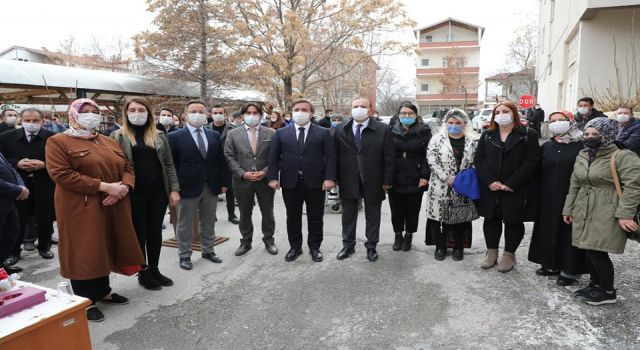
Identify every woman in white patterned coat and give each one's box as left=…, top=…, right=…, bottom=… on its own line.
left=425, top=109, right=479, bottom=261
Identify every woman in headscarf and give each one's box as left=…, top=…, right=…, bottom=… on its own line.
left=45, top=98, right=144, bottom=322
left=562, top=117, right=640, bottom=305
left=528, top=111, right=587, bottom=286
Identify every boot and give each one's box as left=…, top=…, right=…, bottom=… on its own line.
left=392, top=233, right=403, bottom=251
left=480, top=249, right=498, bottom=269
left=497, top=251, right=516, bottom=273
left=401, top=232, right=413, bottom=251
left=150, top=267, right=174, bottom=287
left=138, top=268, right=162, bottom=290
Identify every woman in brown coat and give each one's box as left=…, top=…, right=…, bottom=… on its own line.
left=46, top=98, right=144, bottom=322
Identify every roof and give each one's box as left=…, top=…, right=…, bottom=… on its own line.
left=414, top=18, right=485, bottom=38
left=485, top=69, right=533, bottom=81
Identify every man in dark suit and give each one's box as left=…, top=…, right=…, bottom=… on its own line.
left=208, top=105, right=239, bottom=224
left=267, top=99, right=337, bottom=262
left=0, top=151, right=29, bottom=274
left=0, top=108, right=57, bottom=267
left=0, top=109, right=18, bottom=133
left=167, top=100, right=229, bottom=270
left=333, top=97, right=395, bottom=262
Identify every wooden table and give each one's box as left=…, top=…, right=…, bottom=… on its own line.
left=0, top=281, right=92, bottom=350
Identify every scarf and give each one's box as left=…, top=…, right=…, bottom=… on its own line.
left=551, top=111, right=583, bottom=144
left=584, top=117, right=619, bottom=162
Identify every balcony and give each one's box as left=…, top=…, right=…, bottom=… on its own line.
left=416, top=67, right=479, bottom=75
left=415, top=93, right=479, bottom=101
left=419, top=40, right=480, bottom=49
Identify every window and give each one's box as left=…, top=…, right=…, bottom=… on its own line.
left=421, top=58, right=430, bottom=66
left=425, top=35, right=433, bottom=43
left=442, top=58, right=449, bottom=68
left=421, top=84, right=430, bottom=92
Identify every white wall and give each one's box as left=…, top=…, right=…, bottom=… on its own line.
left=0, top=48, right=46, bottom=63
left=419, top=23, right=479, bottom=43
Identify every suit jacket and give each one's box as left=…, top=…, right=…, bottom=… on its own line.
left=167, top=127, right=229, bottom=198
left=0, top=128, right=56, bottom=220
left=0, top=152, right=24, bottom=214
left=224, top=125, right=275, bottom=189
left=267, top=123, right=336, bottom=189
left=333, top=119, right=395, bottom=202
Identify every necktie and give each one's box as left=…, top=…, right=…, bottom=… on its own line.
left=355, top=124, right=362, bottom=149
left=298, top=127, right=305, bottom=150
left=195, top=129, right=207, bottom=158
left=249, top=127, right=257, bottom=154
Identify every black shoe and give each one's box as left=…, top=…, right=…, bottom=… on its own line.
left=310, top=249, right=323, bottom=262
left=138, top=269, right=162, bottom=291
left=366, top=248, right=378, bottom=262
left=202, top=252, right=223, bottom=263
left=23, top=242, right=36, bottom=251
left=3, top=255, right=19, bottom=267
left=228, top=217, right=240, bottom=225
left=150, top=268, right=173, bottom=287
left=179, top=257, right=193, bottom=270
left=86, top=305, right=105, bottom=322
left=401, top=233, right=413, bottom=251
left=39, top=250, right=55, bottom=260
left=99, top=293, right=129, bottom=305
left=336, top=247, right=355, bottom=260
left=1, top=264, right=23, bottom=274
left=235, top=244, right=252, bottom=256
left=265, top=243, right=279, bottom=255
left=451, top=248, right=464, bottom=261
left=535, top=268, right=560, bottom=276
left=434, top=248, right=446, bottom=261
left=556, top=275, right=578, bottom=287
left=582, top=288, right=617, bottom=306
left=285, top=248, right=303, bottom=262
left=392, top=233, right=403, bottom=251
left=574, top=282, right=599, bottom=300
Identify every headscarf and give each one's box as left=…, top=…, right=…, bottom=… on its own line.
left=583, top=117, right=619, bottom=149
left=549, top=110, right=583, bottom=144
left=64, top=98, right=101, bottom=139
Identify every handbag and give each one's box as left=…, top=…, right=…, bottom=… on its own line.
left=452, top=167, right=480, bottom=201
left=440, top=189, right=479, bottom=225
left=610, top=150, right=640, bottom=242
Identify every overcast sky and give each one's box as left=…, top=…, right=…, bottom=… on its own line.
left=0, top=0, right=538, bottom=97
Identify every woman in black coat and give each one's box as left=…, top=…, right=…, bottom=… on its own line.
left=528, top=111, right=587, bottom=286
left=474, top=101, right=540, bottom=273
left=388, top=102, right=431, bottom=251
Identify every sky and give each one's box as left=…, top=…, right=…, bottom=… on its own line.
left=0, top=0, right=538, bottom=97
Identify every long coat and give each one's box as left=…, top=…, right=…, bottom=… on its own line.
left=528, top=140, right=586, bottom=274
left=45, top=134, right=144, bottom=280
left=0, top=128, right=56, bottom=221
left=389, top=122, right=431, bottom=194
left=333, top=119, right=395, bottom=202
left=426, top=132, right=479, bottom=221
left=562, top=145, right=640, bottom=254
left=474, top=127, right=540, bottom=222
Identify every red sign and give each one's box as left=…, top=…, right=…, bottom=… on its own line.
left=519, top=94, right=536, bottom=109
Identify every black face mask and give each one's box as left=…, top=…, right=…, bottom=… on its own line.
left=583, top=136, right=603, bottom=148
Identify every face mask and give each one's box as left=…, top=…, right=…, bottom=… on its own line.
left=173, top=120, right=180, bottom=126
left=616, top=114, right=631, bottom=123
left=187, top=113, right=207, bottom=128
left=244, top=114, right=260, bottom=127
left=577, top=107, right=589, bottom=115
left=582, top=136, right=602, bottom=148
left=76, top=113, right=101, bottom=130
left=535, top=106, right=540, bottom=110
left=351, top=107, right=369, bottom=122
left=548, top=120, right=571, bottom=135
left=292, top=111, right=310, bottom=125
left=399, top=117, right=415, bottom=126
left=159, top=116, right=173, bottom=126
left=331, top=122, right=338, bottom=128
left=213, top=114, right=226, bottom=123
left=4, top=116, right=17, bottom=126
left=494, top=113, right=513, bottom=126
left=285, top=117, right=292, bottom=121
left=128, top=112, right=148, bottom=126
left=23, top=122, right=42, bottom=134
left=447, top=124, right=463, bottom=134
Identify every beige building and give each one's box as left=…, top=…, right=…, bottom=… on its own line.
left=414, top=18, right=484, bottom=116
left=536, top=0, right=640, bottom=112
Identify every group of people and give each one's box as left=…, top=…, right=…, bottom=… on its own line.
left=0, top=94, right=638, bottom=322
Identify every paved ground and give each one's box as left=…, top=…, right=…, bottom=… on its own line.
left=17, top=195, right=640, bottom=349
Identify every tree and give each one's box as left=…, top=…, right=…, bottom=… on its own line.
left=376, top=66, right=410, bottom=116
left=507, top=21, right=538, bottom=96
left=438, top=49, right=478, bottom=109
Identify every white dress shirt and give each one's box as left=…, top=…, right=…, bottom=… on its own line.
left=295, top=122, right=311, bottom=143
left=186, top=123, right=208, bottom=153
left=244, top=124, right=259, bottom=139
left=352, top=118, right=370, bottom=136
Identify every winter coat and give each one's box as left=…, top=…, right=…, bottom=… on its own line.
left=575, top=108, right=606, bottom=131
left=562, top=145, right=640, bottom=254
left=616, top=118, right=640, bottom=156
left=474, top=127, right=540, bottom=222
left=389, top=122, right=432, bottom=194
left=426, top=132, right=479, bottom=221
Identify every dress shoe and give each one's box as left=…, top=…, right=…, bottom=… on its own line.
left=39, top=250, right=55, bottom=260
left=99, top=293, right=129, bottom=305
left=3, top=255, right=19, bottom=267
left=138, top=269, right=162, bottom=291
left=228, top=217, right=240, bottom=225
left=1, top=264, right=23, bottom=274
left=310, top=249, right=323, bottom=262
left=202, top=252, right=223, bottom=263
left=336, top=247, right=355, bottom=260
left=392, top=232, right=403, bottom=251
left=265, top=243, right=278, bottom=255
left=23, top=242, right=36, bottom=251
left=451, top=248, right=464, bottom=261
left=535, top=268, right=560, bottom=276
left=285, top=248, right=303, bottom=262
left=366, top=248, right=378, bottom=262
left=86, top=305, right=105, bottom=322
left=434, top=248, right=446, bottom=261
left=235, top=244, right=252, bottom=256
left=556, top=275, right=578, bottom=287
left=179, top=257, right=193, bottom=270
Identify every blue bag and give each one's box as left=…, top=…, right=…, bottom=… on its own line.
left=452, top=168, right=480, bottom=201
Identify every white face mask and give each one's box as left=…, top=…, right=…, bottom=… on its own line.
left=173, top=120, right=180, bottom=126
left=22, top=122, right=42, bottom=134
left=5, top=116, right=17, bottom=126
left=244, top=114, right=260, bottom=127
left=159, top=116, right=173, bottom=126
left=494, top=113, right=513, bottom=126
left=577, top=107, right=589, bottom=115
left=616, top=114, right=631, bottom=123
left=128, top=112, right=148, bottom=126
left=187, top=113, right=207, bottom=128
left=351, top=107, right=369, bottom=122
left=548, top=120, right=571, bottom=135
left=76, top=113, right=102, bottom=130
left=292, top=111, right=310, bottom=125
left=212, top=114, right=226, bottom=123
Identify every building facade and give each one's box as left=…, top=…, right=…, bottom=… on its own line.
left=414, top=18, right=484, bottom=116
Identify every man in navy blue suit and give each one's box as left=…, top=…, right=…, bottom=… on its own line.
left=268, top=98, right=337, bottom=262
left=0, top=151, right=29, bottom=274
left=168, top=100, right=229, bottom=271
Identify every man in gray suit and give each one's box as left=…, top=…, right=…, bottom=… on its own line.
left=224, top=103, right=278, bottom=256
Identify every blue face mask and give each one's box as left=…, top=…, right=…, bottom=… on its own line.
left=399, top=117, right=415, bottom=126
left=447, top=125, right=464, bottom=134
left=331, top=122, right=338, bottom=128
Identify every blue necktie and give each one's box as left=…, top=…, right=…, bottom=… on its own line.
left=196, top=129, right=207, bottom=158
left=355, top=124, right=362, bottom=149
